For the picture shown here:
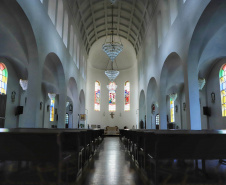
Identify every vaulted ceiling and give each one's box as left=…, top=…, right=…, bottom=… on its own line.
left=66, top=0, right=158, bottom=54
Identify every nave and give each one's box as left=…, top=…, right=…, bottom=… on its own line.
left=78, top=137, right=145, bottom=185
left=79, top=135, right=226, bottom=185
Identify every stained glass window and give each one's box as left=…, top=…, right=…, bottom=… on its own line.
left=0, top=63, right=8, bottom=95
left=50, top=98, right=55, bottom=121
left=108, top=82, right=116, bottom=112
left=65, top=113, right=69, bottom=124
left=156, top=114, right=159, bottom=125
left=170, top=99, right=175, bottom=122
left=220, top=64, right=226, bottom=117
left=94, top=81, right=100, bottom=111
left=124, top=81, right=130, bottom=111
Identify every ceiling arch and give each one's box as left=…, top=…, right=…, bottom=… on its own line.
left=66, top=0, right=158, bottom=54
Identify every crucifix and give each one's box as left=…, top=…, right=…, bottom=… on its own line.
left=110, top=112, right=115, bottom=119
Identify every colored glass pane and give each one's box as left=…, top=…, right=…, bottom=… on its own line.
left=220, top=64, right=226, bottom=117
left=0, top=64, right=4, bottom=71
left=0, top=63, right=7, bottom=95
left=170, top=100, right=175, bottom=122
left=223, top=65, right=226, bottom=71
left=5, top=70, right=8, bottom=78
left=156, top=114, right=160, bottom=125
left=65, top=113, right=69, bottom=124
left=109, top=82, right=116, bottom=112
left=94, top=81, right=101, bottom=111
left=220, top=70, right=224, bottom=78
left=50, top=98, right=55, bottom=121
left=124, top=81, right=130, bottom=111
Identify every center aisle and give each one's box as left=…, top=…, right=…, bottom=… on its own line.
left=78, top=137, right=146, bottom=185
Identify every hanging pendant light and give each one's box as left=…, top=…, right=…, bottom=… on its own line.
left=102, top=1, right=123, bottom=62
left=105, top=60, right=120, bottom=82
left=105, top=70, right=120, bottom=82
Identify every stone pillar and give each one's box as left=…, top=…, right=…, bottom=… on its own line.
left=22, top=62, right=41, bottom=128
left=186, top=61, right=201, bottom=130
left=159, top=83, right=167, bottom=129
left=58, top=92, right=66, bottom=128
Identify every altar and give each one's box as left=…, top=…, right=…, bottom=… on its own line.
left=104, top=126, right=120, bottom=136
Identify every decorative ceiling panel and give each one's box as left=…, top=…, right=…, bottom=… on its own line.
left=66, top=0, right=158, bottom=54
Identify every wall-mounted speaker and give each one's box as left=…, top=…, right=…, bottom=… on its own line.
left=203, top=106, right=211, bottom=116
left=15, top=106, right=23, bottom=116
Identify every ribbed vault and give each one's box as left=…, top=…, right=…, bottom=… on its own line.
left=66, top=0, right=158, bottom=54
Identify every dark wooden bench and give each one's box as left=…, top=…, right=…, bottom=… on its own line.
left=144, top=130, right=226, bottom=184
left=0, top=129, right=70, bottom=184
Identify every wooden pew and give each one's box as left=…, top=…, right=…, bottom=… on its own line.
left=0, top=128, right=70, bottom=184
left=144, top=130, right=226, bottom=184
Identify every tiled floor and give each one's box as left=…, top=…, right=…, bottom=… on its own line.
left=78, top=137, right=146, bottom=185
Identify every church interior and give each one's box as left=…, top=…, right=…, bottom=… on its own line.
left=0, top=0, right=226, bottom=184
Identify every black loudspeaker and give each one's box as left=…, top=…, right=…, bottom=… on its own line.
left=203, top=106, right=210, bottom=116
left=15, top=106, right=23, bottom=115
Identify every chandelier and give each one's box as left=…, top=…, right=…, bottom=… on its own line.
left=105, top=70, right=119, bottom=82
left=102, top=1, right=123, bottom=62
left=105, top=59, right=120, bottom=81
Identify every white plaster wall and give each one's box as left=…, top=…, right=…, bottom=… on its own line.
left=206, top=59, right=226, bottom=129
left=181, top=89, right=188, bottom=129
left=86, top=65, right=138, bottom=129
left=8, top=0, right=87, bottom=128
left=137, top=0, right=211, bottom=129
left=2, top=58, right=21, bottom=128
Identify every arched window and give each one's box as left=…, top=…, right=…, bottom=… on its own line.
left=156, top=114, right=159, bottom=125
left=0, top=63, right=8, bottom=95
left=124, top=81, right=130, bottom=111
left=94, top=81, right=100, bottom=111
left=63, top=11, right=69, bottom=46
left=220, top=64, right=226, bottom=116
left=48, top=0, right=57, bottom=24
left=50, top=98, right=55, bottom=121
left=170, top=99, right=175, bottom=122
left=65, top=113, right=69, bottom=124
left=56, top=0, right=63, bottom=37
left=108, top=82, right=116, bottom=112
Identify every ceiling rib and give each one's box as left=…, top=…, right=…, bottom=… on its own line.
left=66, top=0, right=159, bottom=55
left=89, top=0, right=98, bottom=41
left=127, top=0, right=136, bottom=40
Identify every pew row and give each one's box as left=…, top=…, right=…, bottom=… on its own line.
left=121, top=129, right=226, bottom=184
left=0, top=128, right=104, bottom=184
